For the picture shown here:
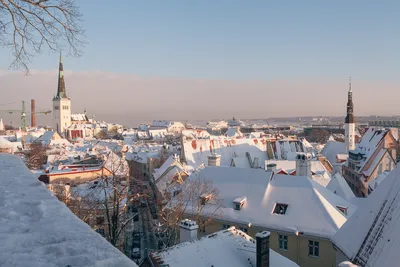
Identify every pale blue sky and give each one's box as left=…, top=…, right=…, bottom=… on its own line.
left=1, top=0, right=399, bottom=81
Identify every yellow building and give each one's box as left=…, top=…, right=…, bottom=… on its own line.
left=173, top=166, right=357, bottom=267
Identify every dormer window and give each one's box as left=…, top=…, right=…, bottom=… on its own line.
left=200, top=193, right=212, bottom=205
left=336, top=206, right=348, bottom=215
left=273, top=203, right=288, bottom=215
left=233, top=197, right=246, bottom=211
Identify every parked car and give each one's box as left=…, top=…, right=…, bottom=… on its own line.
left=140, top=201, right=147, bottom=208
left=133, top=239, right=140, bottom=247
left=132, top=248, right=140, bottom=259
left=133, top=231, right=140, bottom=239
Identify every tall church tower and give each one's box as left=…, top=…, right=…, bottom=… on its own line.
left=345, top=77, right=355, bottom=152
left=52, top=52, right=71, bottom=135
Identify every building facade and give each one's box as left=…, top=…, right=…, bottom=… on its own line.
left=52, top=52, right=71, bottom=136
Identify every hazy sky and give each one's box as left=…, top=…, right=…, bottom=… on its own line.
left=0, top=1, right=399, bottom=126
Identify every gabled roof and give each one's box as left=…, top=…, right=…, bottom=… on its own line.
left=321, top=140, right=346, bottom=165
left=187, top=167, right=356, bottom=239
left=332, top=166, right=400, bottom=267
left=149, top=226, right=299, bottom=267
left=0, top=154, right=136, bottom=267
left=326, top=173, right=355, bottom=202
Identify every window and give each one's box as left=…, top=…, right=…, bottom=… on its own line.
left=222, top=224, right=231, bottom=229
left=96, top=216, right=105, bottom=225
left=337, top=206, right=348, bottom=215
left=308, top=240, right=319, bottom=258
left=239, top=227, right=248, bottom=233
left=278, top=234, right=288, bottom=251
left=273, top=203, right=288, bottom=215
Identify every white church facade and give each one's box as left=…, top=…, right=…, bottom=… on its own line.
left=52, top=53, right=71, bottom=136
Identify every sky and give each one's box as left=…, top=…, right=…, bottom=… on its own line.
left=0, top=1, right=399, bottom=126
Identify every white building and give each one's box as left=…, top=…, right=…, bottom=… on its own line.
left=52, top=52, right=71, bottom=136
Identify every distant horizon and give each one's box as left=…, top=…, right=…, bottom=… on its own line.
left=1, top=68, right=400, bottom=128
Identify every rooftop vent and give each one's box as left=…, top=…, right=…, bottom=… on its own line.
left=273, top=203, right=288, bottom=215
left=233, top=197, right=247, bottom=210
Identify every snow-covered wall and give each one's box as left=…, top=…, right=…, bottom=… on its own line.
left=0, top=154, right=137, bottom=267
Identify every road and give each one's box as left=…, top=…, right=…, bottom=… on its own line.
left=125, top=200, right=157, bottom=264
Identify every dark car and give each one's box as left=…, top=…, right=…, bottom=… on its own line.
left=133, top=239, right=140, bottom=247
left=140, top=201, right=147, bottom=208
left=133, top=214, right=139, bottom=221
left=133, top=231, right=140, bottom=239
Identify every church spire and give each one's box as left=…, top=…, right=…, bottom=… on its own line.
left=56, top=50, right=67, bottom=99
left=345, top=77, right=354, bottom=124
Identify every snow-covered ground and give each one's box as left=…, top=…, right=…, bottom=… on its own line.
left=0, top=154, right=137, bottom=267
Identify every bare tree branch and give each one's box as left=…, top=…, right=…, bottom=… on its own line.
left=0, top=0, right=85, bottom=73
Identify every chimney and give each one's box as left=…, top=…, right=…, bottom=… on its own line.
left=266, top=163, right=277, bottom=172
left=295, top=153, right=311, bottom=177
left=256, top=231, right=270, bottom=267
left=179, top=219, right=198, bottom=243
left=207, top=154, right=221, bottom=166
left=31, top=99, right=36, bottom=127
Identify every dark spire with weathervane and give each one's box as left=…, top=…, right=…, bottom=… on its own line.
left=345, top=77, right=354, bottom=123
left=55, top=51, right=68, bottom=99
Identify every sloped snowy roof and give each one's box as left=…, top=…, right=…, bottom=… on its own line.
left=225, top=127, right=244, bottom=138
left=187, top=167, right=356, bottom=239
left=231, top=157, right=251, bottom=168
left=182, top=137, right=310, bottom=169
left=149, top=226, right=299, bottom=267
left=71, top=113, right=88, bottom=121
left=153, top=155, right=180, bottom=180
left=0, top=136, right=12, bottom=148
left=326, top=173, right=356, bottom=202
left=0, top=154, right=136, bottom=267
left=321, top=140, right=346, bottom=165
left=332, top=166, right=400, bottom=267
left=368, top=170, right=390, bottom=192
left=181, top=129, right=211, bottom=139
left=265, top=159, right=332, bottom=187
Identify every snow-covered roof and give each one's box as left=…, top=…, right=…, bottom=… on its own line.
left=225, top=127, right=244, bottom=138
left=181, top=129, right=211, bottom=139
left=71, top=113, right=89, bottom=121
left=182, top=137, right=312, bottom=169
left=0, top=136, right=12, bottom=148
left=150, top=120, right=172, bottom=128
left=321, top=140, right=346, bottom=165
left=149, top=226, right=299, bottom=267
left=326, top=173, right=356, bottom=202
left=265, top=159, right=332, bottom=187
left=332, top=166, right=400, bottom=267
left=187, top=167, right=356, bottom=239
left=35, top=131, right=71, bottom=147
left=337, top=154, right=349, bottom=161
left=0, top=154, right=136, bottom=267
left=368, top=170, right=391, bottom=192
left=153, top=155, right=179, bottom=180
left=231, top=157, right=251, bottom=168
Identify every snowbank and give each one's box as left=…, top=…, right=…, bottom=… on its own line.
left=0, top=154, right=136, bottom=267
